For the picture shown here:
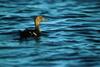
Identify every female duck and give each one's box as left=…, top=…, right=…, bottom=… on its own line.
left=20, top=16, right=43, bottom=38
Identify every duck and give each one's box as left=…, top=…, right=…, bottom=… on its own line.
left=19, top=16, right=43, bottom=39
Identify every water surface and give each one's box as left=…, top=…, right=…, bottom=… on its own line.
left=0, top=0, right=100, bottom=67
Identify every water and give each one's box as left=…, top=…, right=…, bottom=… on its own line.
left=0, top=0, right=100, bottom=67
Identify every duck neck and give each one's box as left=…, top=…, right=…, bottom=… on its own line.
left=34, top=16, right=43, bottom=34
left=35, top=26, right=41, bottom=33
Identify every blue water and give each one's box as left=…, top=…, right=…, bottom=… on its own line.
left=0, top=0, right=100, bottom=67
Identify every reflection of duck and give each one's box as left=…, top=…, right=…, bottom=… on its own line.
left=20, top=16, right=43, bottom=38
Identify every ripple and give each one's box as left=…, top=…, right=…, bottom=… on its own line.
left=0, top=0, right=100, bottom=67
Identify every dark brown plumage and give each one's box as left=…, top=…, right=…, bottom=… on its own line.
left=19, top=16, right=43, bottom=39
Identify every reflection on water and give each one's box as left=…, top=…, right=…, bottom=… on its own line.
left=0, top=0, right=100, bottom=67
